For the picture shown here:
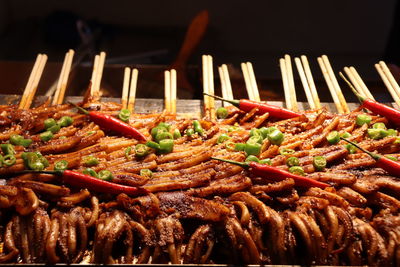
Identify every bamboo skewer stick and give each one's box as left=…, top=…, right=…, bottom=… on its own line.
left=294, top=57, right=316, bottom=109
left=24, top=54, right=47, bottom=109
left=52, top=52, right=68, bottom=104
left=170, top=69, right=177, bottom=114
left=164, top=70, right=171, bottom=113
left=19, top=54, right=42, bottom=109
left=246, top=62, right=260, bottom=102
left=279, top=58, right=292, bottom=110
left=321, top=55, right=350, bottom=113
left=350, top=67, right=374, bottom=100
left=207, top=55, right=216, bottom=121
left=218, top=66, right=227, bottom=106
left=90, top=55, right=100, bottom=96
left=317, top=57, right=344, bottom=114
left=91, top=52, right=106, bottom=97
left=121, top=67, right=131, bottom=109
left=375, top=63, right=400, bottom=107
left=377, top=61, right=400, bottom=105
left=241, top=63, right=254, bottom=101
left=24, top=54, right=48, bottom=109
left=284, top=55, right=298, bottom=111
left=221, top=64, right=234, bottom=100
left=202, top=55, right=210, bottom=118
left=53, top=49, right=74, bottom=105
left=343, top=67, right=365, bottom=97
left=127, top=68, right=138, bottom=112
left=301, top=55, right=321, bottom=109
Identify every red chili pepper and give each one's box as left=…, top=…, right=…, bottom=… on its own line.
left=211, top=157, right=329, bottom=188
left=69, top=102, right=147, bottom=141
left=204, top=93, right=301, bottom=120
left=30, top=170, right=149, bottom=196
left=341, top=137, right=400, bottom=177
left=340, top=72, right=400, bottom=126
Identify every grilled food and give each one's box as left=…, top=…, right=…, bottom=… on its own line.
left=1, top=98, right=400, bottom=265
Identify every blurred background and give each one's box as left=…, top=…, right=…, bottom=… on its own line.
left=0, top=0, right=398, bottom=102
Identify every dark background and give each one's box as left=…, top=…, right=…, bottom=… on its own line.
left=0, top=0, right=398, bottom=102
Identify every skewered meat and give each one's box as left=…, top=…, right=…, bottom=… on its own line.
left=2, top=99, right=400, bottom=265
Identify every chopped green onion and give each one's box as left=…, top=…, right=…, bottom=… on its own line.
left=216, top=107, right=228, bottom=119
left=367, top=128, right=388, bottom=140
left=217, top=134, right=230, bottom=144
left=54, top=160, right=68, bottom=171
left=44, top=118, right=57, bottom=129
left=225, top=141, right=236, bottom=151
left=155, top=131, right=173, bottom=143
left=244, top=142, right=261, bottom=156
left=173, top=129, right=181, bottom=139
left=158, top=122, right=171, bottom=131
left=124, top=146, right=132, bottom=160
left=83, top=168, right=98, bottom=178
left=313, top=156, right=327, bottom=171
left=48, top=124, right=61, bottom=134
left=267, top=129, right=284, bottom=145
left=146, top=141, right=160, bottom=150
left=356, top=114, right=371, bottom=126
left=3, top=154, right=16, bottom=167
left=40, top=131, right=53, bottom=142
left=259, top=158, right=272, bottom=165
left=245, top=155, right=259, bottom=163
left=387, top=129, right=398, bottom=137
left=193, top=120, right=204, bottom=136
left=372, top=122, right=386, bottom=129
left=279, top=148, right=295, bottom=156
left=140, top=168, right=153, bottom=178
left=1, top=144, right=15, bottom=155
left=234, top=143, right=246, bottom=151
left=286, top=157, right=300, bottom=167
left=340, top=132, right=351, bottom=139
left=185, top=128, right=195, bottom=137
left=327, top=131, right=340, bottom=145
left=84, top=156, right=99, bottom=167
left=158, top=139, right=174, bottom=154
left=289, top=166, right=305, bottom=176
left=228, top=126, right=240, bottom=132
left=118, top=109, right=131, bottom=122
left=58, top=116, right=74, bottom=127
left=135, top=144, right=149, bottom=157
left=98, top=170, right=113, bottom=181
left=345, top=143, right=357, bottom=154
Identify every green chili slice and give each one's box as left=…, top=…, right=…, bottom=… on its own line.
left=135, top=144, right=149, bottom=157
left=3, top=154, right=16, bottom=167
left=140, top=168, right=153, bottom=178
left=58, top=116, right=74, bottom=127
left=1, top=144, right=15, bottom=155
left=44, top=118, right=57, bottom=129
left=356, top=114, right=371, bottom=126
left=98, top=170, right=113, bottom=181
left=158, top=139, right=174, bottom=154
left=245, top=155, right=259, bottom=163
left=217, top=134, right=230, bottom=144
left=40, top=131, right=53, bottom=142
left=327, top=131, right=340, bottom=144
left=289, top=166, right=305, bottom=176
left=286, top=156, right=300, bottom=167
left=83, top=168, right=98, bottom=178
left=313, top=156, right=327, bottom=171
left=118, top=109, right=131, bottom=122
left=216, top=107, right=228, bottom=119
left=54, top=160, right=68, bottom=171
left=84, top=156, right=99, bottom=167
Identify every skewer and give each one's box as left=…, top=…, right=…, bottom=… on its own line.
left=221, top=64, right=234, bottom=100
left=284, top=55, right=298, bottom=111
left=207, top=55, right=216, bottom=121
left=218, top=66, right=227, bottom=106
left=321, top=55, right=349, bottom=113
left=170, top=69, right=177, bottom=114
left=350, top=67, right=375, bottom=100
left=377, top=61, right=400, bottom=106
left=90, top=55, right=100, bottom=96
left=202, top=55, right=210, bottom=118
left=241, top=63, right=254, bottom=100
left=279, top=58, right=292, bottom=110
left=19, top=54, right=42, bottom=109
left=294, top=57, right=316, bottom=109
left=23, top=54, right=48, bottom=109
left=53, top=49, right=74, bottom=105
left=317, top=56, right=344, bottom=114
left=92, top=52, right=106, bottom=97
left=246, top=62, right=261, bottom=102
left=301, top=55, right=321, bottom=109
left=343, top=67, right=364, bottom=98
left=121, top=67, right=131, bottom=109
left=127, top=68, right=138, bottom=112
left=375, top=63, right=400, bottom=107
left=164, top=70, right=171, bottom=113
